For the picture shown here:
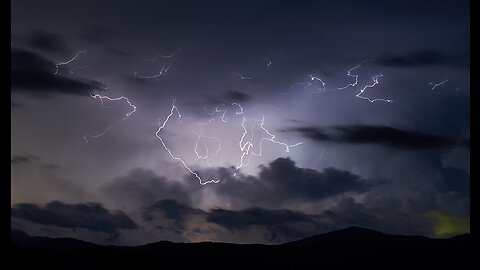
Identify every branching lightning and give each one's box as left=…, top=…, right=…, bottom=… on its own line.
left=355, top=74, right=393, bottom=103
left=307, top=74, right=326, bottom=96
left=157, top=98, right=302, bottom=180
left=280, top=74, right=326, bottom=96
left=252, top=115, right=303, bottom=156
left=234, top=115, right=303, bottom=175
left=83, top=94, right=137, bottom=142
left=191, top=120, right=223, bottom=167
left=337, top=59, right=372, bottom=90
left=235, top=116, right=255, bottom=175
left=155, top=99, right=220, bottom=185
left=204, top=103, right=244, bottom=122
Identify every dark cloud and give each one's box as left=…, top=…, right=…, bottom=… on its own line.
left=11, top=154, right=60, bottom=170
left=375, top=49, right=469, bottom=68
left=207, top=207, right=318, bottom=242
left=143, top=199, right=204, bottom=222
left=11, top=201, right=137, bottom=234
left=10, top=0, right=469, bottom=245
left=320, top=196, right=432, bottom=236
left=223, top=90, right=252, bottom=102
left=104, top=159, right=370, bottom=226
left=123, top=74, right=152, bottom=86
left=11, top=48, right=104, bottom=97
left=288, top=125, right=466, bottom=150
left=211, top=158, right=370, bottom=207
left=22, top=29, right=68, bottom=54
left=206, top=207, right=316, bottom=231
left=11, top=154, right=39, bottom=165
left=142, top=200, right=205, bottom=232
left=259, top=158, right=369, bottom=201
left=141, top=198, right=319, bottom=242
left=201, top=90, right=253, bottom=109
left=102, top=168, right=195, bottom=208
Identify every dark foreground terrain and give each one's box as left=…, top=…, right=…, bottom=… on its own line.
left=11, top=227, right=470, bottom=269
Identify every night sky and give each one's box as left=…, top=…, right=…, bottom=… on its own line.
left=11, top=0, right=470, bottom=245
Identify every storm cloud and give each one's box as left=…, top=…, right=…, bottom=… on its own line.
left=11, top=154, right=39, bottom=165
left=288, top=125, right=467, bottom=150
left=11, top=48, right=104, bottom=97
left=11, top=0, right=469, bottom=245
left=22, top=29, right=69, bottom=54
left=211, top=157, right=371, bottom=207
left=375, top=49, right=469, bottom=68
left=11, top=201, right=138, bottom=234
left=101, top=168, right=196, bottom=208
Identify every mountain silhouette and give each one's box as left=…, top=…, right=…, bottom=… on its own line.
left=11, top=227, right=470, bottom=269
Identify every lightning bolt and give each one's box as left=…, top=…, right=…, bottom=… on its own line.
left=429, top=78, right=449, bottom=90
left=265, top=51, right=283, bottom=68
left=234, top=115, right=303, bottom=175
left=253, top=115, right=303, bottom=156
left=214, top=104, right=228, bottom=122
left=136, top=64, right=171, bottom=80
left=307, top=74, right=326, bottom=96
left=157, top=99, right=301, bottom=181
left=204, top=103, right=244, bottom=122
left=54, top=50, right=87, bottom=75
left=83, top=93, right=137, bottom=142
left=280, top=74, right=325, bottom=96
left=235, top=116, right=255, bottom=175
left=191, top=120, right=223, bottom=167
left=355, top=74, right=393, bottom=103
left=234, top=72, right=253, bottom=80
left=337, top=59, right=372, bottom=90
left=191, top=129, right=213, bottom=167
left=141, top=47, right=183, bottom=63
left=266, top=57, right=272, bottom=67
left=155, top=99, right=220, bottom=185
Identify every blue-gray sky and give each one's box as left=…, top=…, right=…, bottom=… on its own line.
left=11, top=0, right=469, bottom=245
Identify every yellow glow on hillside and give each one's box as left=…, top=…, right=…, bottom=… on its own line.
left=426, top=210, right=469, bottom=237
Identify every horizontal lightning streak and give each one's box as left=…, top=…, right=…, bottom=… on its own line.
left=137, top=64, right=171, bottom=79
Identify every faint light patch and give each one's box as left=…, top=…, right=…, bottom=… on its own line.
left=426, top=210, right=469, bottom=237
